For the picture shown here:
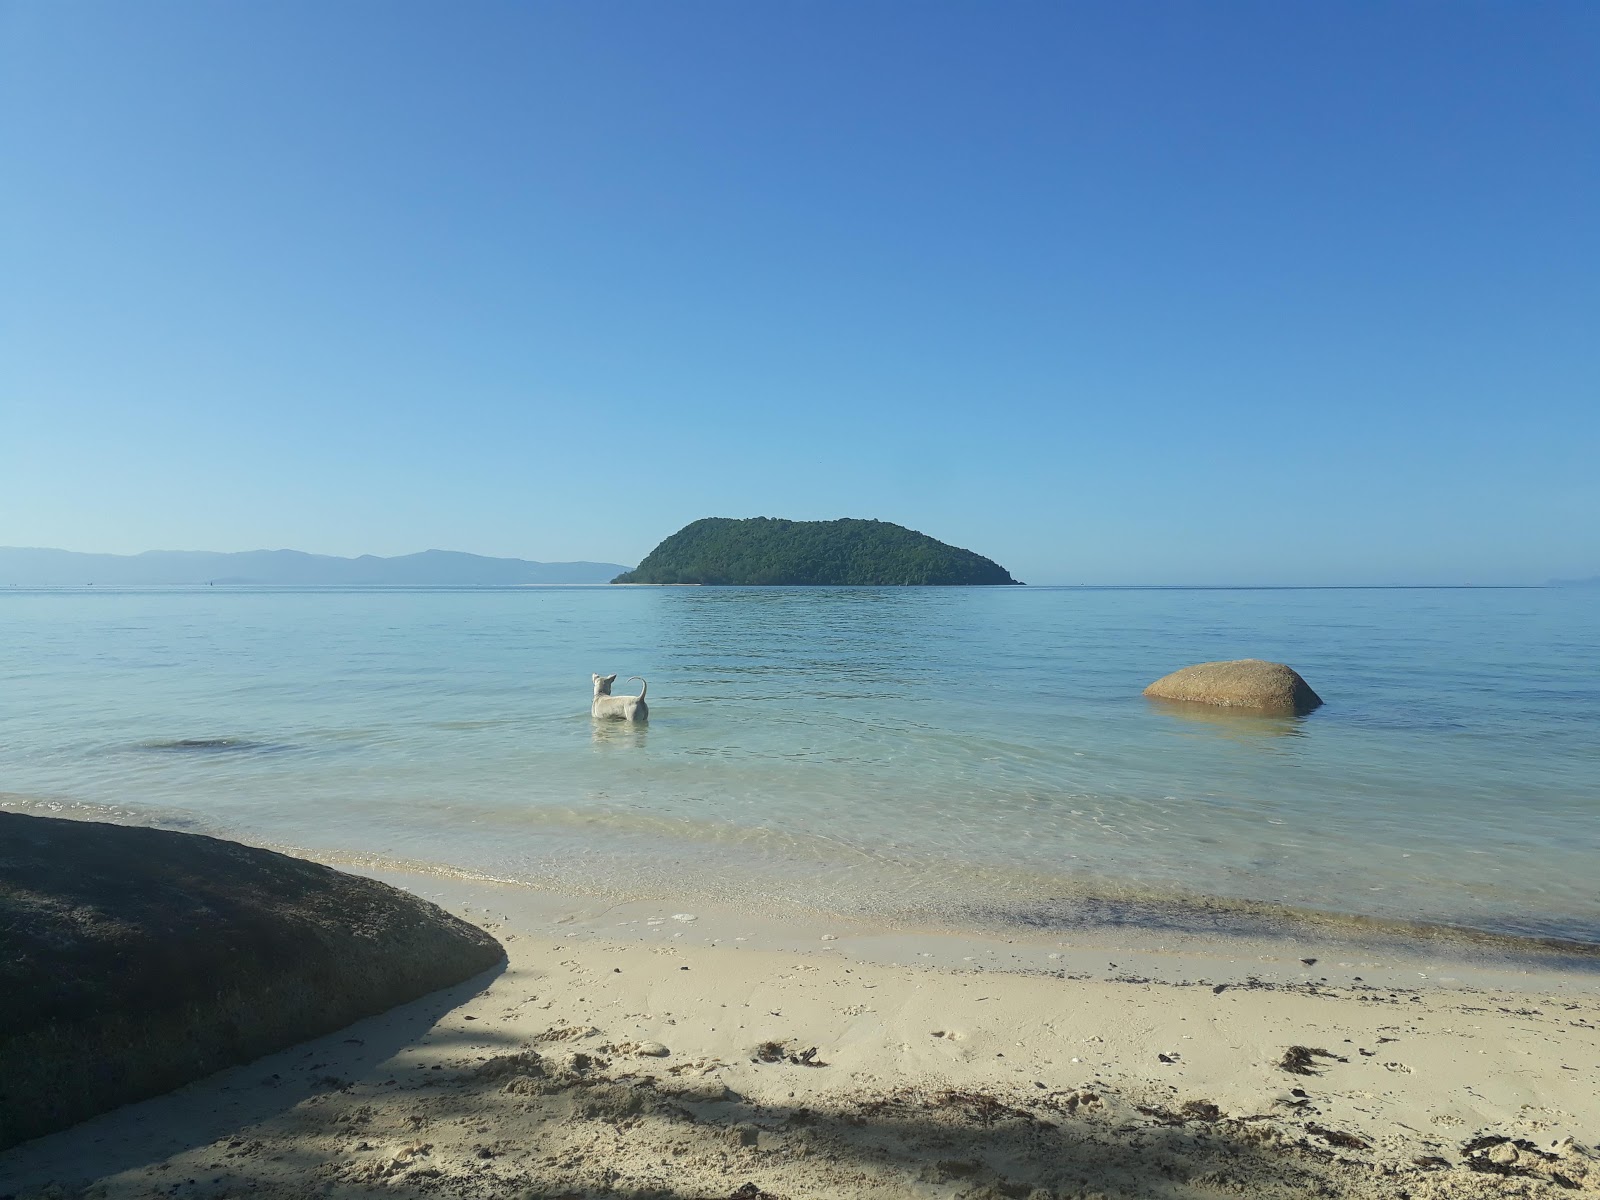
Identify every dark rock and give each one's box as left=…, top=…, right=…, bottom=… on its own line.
left=0, top=813, right=504, bottom=1149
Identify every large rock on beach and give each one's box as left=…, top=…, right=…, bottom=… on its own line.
left=1143, top=659, right=1323, bottom=715
left=0, top=812, right=504, bottom=1150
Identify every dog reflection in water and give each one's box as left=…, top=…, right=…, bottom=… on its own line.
left=591, top=673, right=648, bottom=722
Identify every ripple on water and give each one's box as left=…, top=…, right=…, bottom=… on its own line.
left=3, top=585, right=1597, bottom=952
left=133, top=737, right=294, bottom=755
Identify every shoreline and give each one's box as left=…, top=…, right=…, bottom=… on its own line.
left=8, top=794, right=1600, bottom=969
left=5, top=865, right=1598, bottom=1198
left=352, top=861, right=1600, bottom=997
left=205, top=837, right=1600, bottom=979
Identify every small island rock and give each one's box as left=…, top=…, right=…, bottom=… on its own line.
left=0, top=812, right=505, bottom=1149
left=1143, top=659, right=1323, bottom=715
left=612, top=517, right=1019, bottom=586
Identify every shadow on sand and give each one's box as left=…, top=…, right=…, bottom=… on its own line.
left=0, top=964, right=506, bottom=1195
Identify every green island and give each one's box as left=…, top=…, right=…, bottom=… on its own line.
left=612, top=517, right=1021, bottom=586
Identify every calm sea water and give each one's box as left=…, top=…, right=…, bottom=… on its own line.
left=3, top=585, right=1597, bottom=947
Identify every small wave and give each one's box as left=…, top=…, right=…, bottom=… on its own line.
left=135, top=737, right=292, bottom=754
left=0, top=793, right=219, bottom=833
left=949, top=889, right=1600, bottom=969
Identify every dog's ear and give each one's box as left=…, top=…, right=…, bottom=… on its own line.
left=605, top=674, right=618, bottom=684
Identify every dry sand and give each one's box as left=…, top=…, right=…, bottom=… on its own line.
left=3, top=869, right=1598, bottom=1200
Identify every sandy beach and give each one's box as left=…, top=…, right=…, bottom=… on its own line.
left=4, top=867, right=1598, bottom=1200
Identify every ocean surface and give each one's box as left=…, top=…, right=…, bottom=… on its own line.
left=3, top=585, right=1598, bottom=949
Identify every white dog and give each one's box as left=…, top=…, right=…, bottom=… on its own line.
left=591, top=673, right=648, bottom=722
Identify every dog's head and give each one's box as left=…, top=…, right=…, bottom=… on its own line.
left=592, top=673, right=617, bottom=696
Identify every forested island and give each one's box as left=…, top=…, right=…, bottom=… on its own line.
left=612, top=518, right=1020, bottom=586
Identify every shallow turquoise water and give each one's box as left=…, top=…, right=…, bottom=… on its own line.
left=2, top=585, right=1597, bottom=944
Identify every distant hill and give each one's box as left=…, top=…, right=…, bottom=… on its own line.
left=612, top=518, right=1020, bottom=586
left=0, top=547, right=631, bottom=586
left=1548, top=575, right=1600, bottom=587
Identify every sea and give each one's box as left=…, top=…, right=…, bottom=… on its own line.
left=3, top=584, right=1597, bottom=952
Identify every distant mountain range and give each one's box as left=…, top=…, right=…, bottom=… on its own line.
left=1547, top=575, right=1600, bottom=587
left=0, top=547, right=631, bottom=586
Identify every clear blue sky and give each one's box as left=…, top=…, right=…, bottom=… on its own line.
left=3, top=1, right=1596, bottom=584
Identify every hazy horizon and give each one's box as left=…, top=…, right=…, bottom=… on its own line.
left=4, top=3, right=1596, bottom=587
left=0, top=540, right=1588, bottom=589
left=0, top=545, right=630, bottom=587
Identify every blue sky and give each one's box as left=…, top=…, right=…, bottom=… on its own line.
left=3, top=1, right=1596, bottom=584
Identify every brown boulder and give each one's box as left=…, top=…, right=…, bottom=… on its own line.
left=1143, top=659, right=1322, bottom=715
left=0, top=812, right=504, bottom=1149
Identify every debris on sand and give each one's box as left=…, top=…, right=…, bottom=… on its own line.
left=1278, top=1045, right=1348, bottom=1075
left=1306, top=1122, right=1371, bottom=1151
left=1136, top=1099, right=1221, bottom=1125
left=929, top=1090, right=1037, bottom=1126
left=753, top=1040, right=827, bottom=1067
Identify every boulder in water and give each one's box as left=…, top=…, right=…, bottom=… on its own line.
left=1143, top=659, right=1322, bottom=715
left=0, top=812, right=504, bottom=1150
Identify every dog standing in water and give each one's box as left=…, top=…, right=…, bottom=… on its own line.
left=591, top=673, right=648, bottom=722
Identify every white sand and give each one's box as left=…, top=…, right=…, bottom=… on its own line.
left=4, top=870, right=1598, bottom=1199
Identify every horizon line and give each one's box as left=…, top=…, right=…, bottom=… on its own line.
left=0, top=581, right=1564, bottom=591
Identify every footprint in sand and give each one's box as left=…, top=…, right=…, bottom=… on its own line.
left=1384, top=1061, right=1414, bottom=1074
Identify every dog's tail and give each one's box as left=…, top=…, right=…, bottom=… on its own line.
left=626, top=676, right=647, bottom=700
